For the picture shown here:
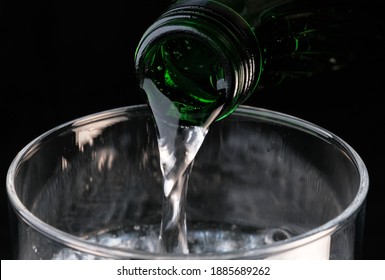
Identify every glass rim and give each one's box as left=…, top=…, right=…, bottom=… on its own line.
left=6, top=104, right=369, bottom=259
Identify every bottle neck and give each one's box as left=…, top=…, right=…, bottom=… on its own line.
left=135, top=0, right=261, bottom=125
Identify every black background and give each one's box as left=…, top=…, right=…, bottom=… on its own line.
left=1, top=1, right=384, bottom=259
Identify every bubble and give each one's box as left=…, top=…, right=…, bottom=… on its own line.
left=134, top=225, right=141, bottom=231
left=264, top=228, right=293, bottom=244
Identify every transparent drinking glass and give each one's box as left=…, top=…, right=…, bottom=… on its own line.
left=6, top=105, right=368, bottom=259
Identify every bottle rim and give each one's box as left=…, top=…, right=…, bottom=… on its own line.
left=134, top=2, right=261, bottom=121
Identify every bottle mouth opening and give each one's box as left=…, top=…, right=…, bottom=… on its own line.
left=135, top=23, right=236, bottom=125
left=134, top=2, right=262, bottom=124
left=135, top=23, right=232, bottom=89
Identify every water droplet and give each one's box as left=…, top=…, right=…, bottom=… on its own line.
left=264, top=228, right=292, bottom=244
left=134, top=225, right=141, bottom=231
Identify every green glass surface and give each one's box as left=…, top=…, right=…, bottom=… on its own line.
left=142, top=35, right=228, bottom=126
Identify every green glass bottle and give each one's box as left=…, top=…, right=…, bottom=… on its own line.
left=135, top=0, right=355, bottom=126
